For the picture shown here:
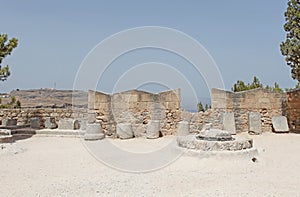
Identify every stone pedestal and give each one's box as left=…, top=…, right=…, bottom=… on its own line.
left=84, top=123, right=105, bottom=140
left=45, top=117, right=57, bottom=129
left=177, top=121, right=190, bottom=136
left=222, top=112, right=236, bottom=134
left=116, top=123, right=134, bottom=139
left=248, top=112, right=262, bottom=135
left=146, top=120, right=160, bottom=139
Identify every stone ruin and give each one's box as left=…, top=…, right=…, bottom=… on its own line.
left=177, top=125, right=253, bottom=152
left=0, top=87, right=298, bottom=145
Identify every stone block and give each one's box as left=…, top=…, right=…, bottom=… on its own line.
left=177, top=121, right=190, bottom=136
left=79, top=119, right=88, bottom=130
left=6, top=119, right=17, bottom=126
left=58, top=119, right=80, bottom=130
left=116, top=123, right=134, bottom=139
left=248, top=112, right=262, bottom=135
left=30, top=117, right=41, bottom=129
left=1, top=118, right=7, bottom=126
left=84, top=123, right=105, bottom=140
left=146, top=120, right=160, bottom=139
left=222, top=112, right=236, bottom=135
left=272, top=116, right=289, bottom=133
left=45, top=117, right=57, bottom=129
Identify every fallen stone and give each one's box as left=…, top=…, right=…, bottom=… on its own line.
left=177, top=121, right=190, bottom=136
left=84, top=123, right=105, bottom=140
left=222, top=112, right=236, bottom=135
left=58, top=119, right=80, bottom=130
left=248, top=112, right=262, bottom=135
left=272, top=116, right=289, bottom=133
left=116, top=123, right=134, bottom=139
left=146, top=120, right=160, bottom=139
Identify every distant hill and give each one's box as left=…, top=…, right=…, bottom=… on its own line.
left=3, top=89, right=88, bottom=108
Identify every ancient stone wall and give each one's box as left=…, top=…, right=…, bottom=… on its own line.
left=0, top=108, right=87, bottom=127
left=88, top=89, right=181, bottom=136
left=287, top=89, right=300, bottom=133
left=211, top=88, right=287, bottom=133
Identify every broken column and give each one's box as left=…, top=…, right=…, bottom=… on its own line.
left=116, top=123, right=134, bottom=139
left=177, top=121, right=190, bottom=136
left=146, top=120, right=160, bottom=139
left=58, top=119, right=80, bottom=130
left=84, top=122, right=105, bottom=140
left=45, top=117, right=57, bottom=129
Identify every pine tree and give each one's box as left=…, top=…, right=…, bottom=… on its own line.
left=0, top=34, right=18, bottom=81
left=280, top=0, right=300, bottom=82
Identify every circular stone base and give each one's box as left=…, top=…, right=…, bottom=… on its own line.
left=177, top=134, right=253, bottom=151
left=84, top=133, right=105, bottom=140
left=0, top=135, right=14, bottom=143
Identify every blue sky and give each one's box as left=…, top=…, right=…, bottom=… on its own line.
left=0, top=0, right=296, bottom=110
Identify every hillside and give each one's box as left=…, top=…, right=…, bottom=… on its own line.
left=3, top=89, right=88, bottom=108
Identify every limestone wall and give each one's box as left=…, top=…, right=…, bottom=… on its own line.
left=211, top=88, right=287, bottom=133
left=287, top=89, right=300, bottom=132
left=88, top=89, right=181, bottom=136
left=0, top=108, right=87, bottom=127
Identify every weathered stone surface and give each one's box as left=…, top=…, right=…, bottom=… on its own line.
left=201, top=123, right=212, bottom=131
left=197, top=129, right=233, bottom=141
left=177, top=121, right=190, bottom=136
left=222, top=112, right=236, bottom=135
left=6, top=119, right=17, bottom=126
left=45, top=117, right=57, bottom=129
left=30, top=117, right=41, bottom=129
left=1, top=118, right=7, bottom=126
left=146, top=120, right=160, bottom=139
left=116, top=123, right=134, bottom=139
left=248, top=112, right=262, bottom=135
left=0, top=129, right=11, bottom=135
left=177, top=134, right=253, bottom=151
left=0, top=135, right=14, bottom=143
left=58, top=119, right=80, bottom=130
left=79, top=119, right=88, bottom=130
left=84, top=123, right=105, bottom=140
left=272, top=116, right=289, bottom=133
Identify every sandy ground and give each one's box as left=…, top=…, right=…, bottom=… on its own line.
left=1, top=133, right=300, bottom=196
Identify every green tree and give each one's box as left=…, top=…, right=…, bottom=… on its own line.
left=280, top=0, right=300, bottom=82
left=205, top=104, right=209, bottom=111
left=232, top=76, right=263, bottom=92
left=249, top=76, right=263, bottom=89
left=10, top=96, right=16, bottom=104
left=15, top=100, right=21, bottom=108
left=197, top=102, right=204, bottom=112
left=232, top=80, right=248, bottom=92
left=0, top=34, right=18, bottom=81
left=273, top=82, right=283, bottom=92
